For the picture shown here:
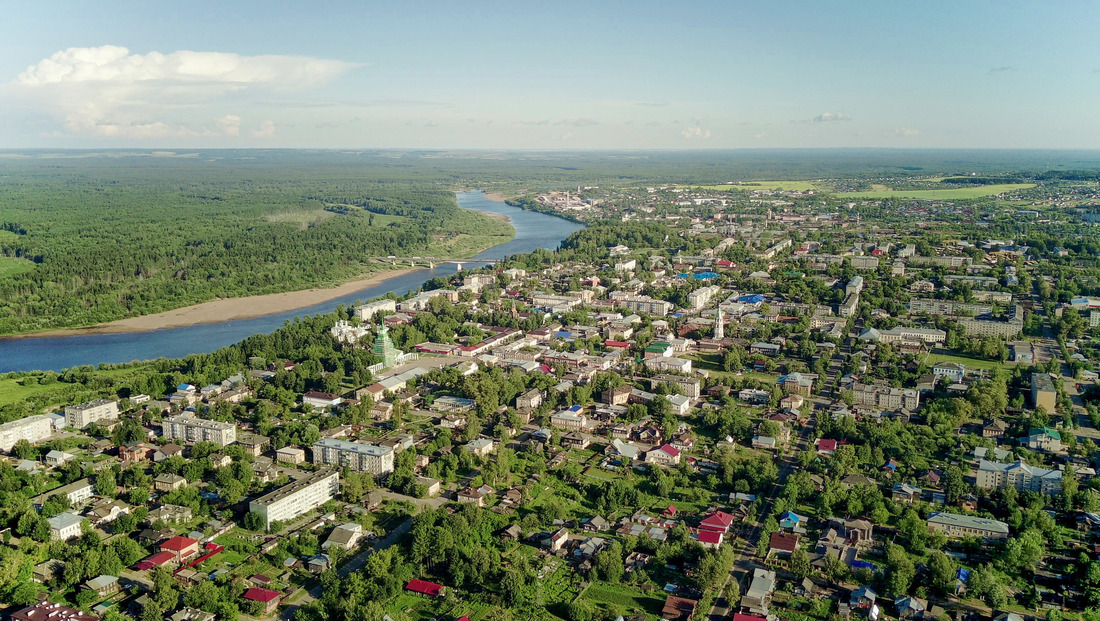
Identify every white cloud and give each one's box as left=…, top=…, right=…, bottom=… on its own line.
left=216, top=115, right=241, bottom=137
left=895, top=128, right=920, bottom=137
left=14, top=45, right=354, bottom=139
left=681, top=126, right=712, bottom=140
left=252, top=120, right=276, bottom=138
left=811, top=112, right=852, bottom=123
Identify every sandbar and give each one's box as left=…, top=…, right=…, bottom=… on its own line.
left=13, top=268, right=418, bottom=338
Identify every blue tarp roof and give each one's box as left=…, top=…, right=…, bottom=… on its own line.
left=850, top=560, right=875, bottom=570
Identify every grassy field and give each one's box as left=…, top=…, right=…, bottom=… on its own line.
left=0, top=256, right=35, bottom=279
left=432, top=207, right=515, bottom=258
left=921, top=352, right=1006, bottom=372
left=695, top=181, right=818, bottom=192
left=0, top=364, right=156, bottom=408
left=582, top=583, right=665, bottom=618
left=835, top=183, right=1035, bottom=199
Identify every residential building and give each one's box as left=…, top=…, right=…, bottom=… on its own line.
left=155, top=474, right=187, bottom=492
left=741, top=568, right=777, bottom=615
left=550, top=410, right=589, bottom=431
left=650, top=374, right=702, bottom=399
left=851, top=383, right=920, bottom=411
left=516, top=389, right=543, bottom=410
left=976, top=459, right=1063, bottom=495
left=0, top=415, right=53, bottom=452
left=777, top=372, right=814, bottom=396
left=83, top=574, right=120, bottom=599
left=48, top=478, right=94, bottom=505
left=1021, top=427, right=1063, bottom=452
left=354, top=299, right=397, bottom=322
left=312, top=438, right=395, bottom=476
left=932, top=362, right=966, bottom=383
left=64, top=399, right=119, bottom=428
left=47, top=512, right=85, bottom=541
left=1031, top=373, right=1058, bottom=412
left=608, top=293, right=673, bottom=316
left=249, top=470, right=340, bottom=530
left=302, top=391, right=343, bottom=410
left=925, top=511, right=1009, bottom=540
left=645, top=444, right=682, bottom=467
left=162, top=414, right=237, bottom=446
left=322, top=523, right=364, bottom=551
left=11, top=602, right=98, bottom=621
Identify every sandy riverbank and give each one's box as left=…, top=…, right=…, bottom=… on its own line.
left=15, top=268, right=419, bottom=338
left=481, top=191, right=508, bottom=202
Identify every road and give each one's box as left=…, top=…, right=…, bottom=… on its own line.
left=707, top=413, right=815, bottom=621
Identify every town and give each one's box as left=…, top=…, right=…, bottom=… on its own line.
left=3, top=174, right=1100, bottom=621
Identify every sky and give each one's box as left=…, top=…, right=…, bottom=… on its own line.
left=2, top=0, right=1099, bottom=149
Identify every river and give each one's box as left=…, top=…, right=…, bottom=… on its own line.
left=0, top=192, right=583, bottom=373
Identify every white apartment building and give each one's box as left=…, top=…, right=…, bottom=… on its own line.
left=354, top=299, right=397, bottom=322
left=311, top=438, right=394, bottom=476
left=249, top=470, right=339, bottom=530
left=851, top=383, right=920, bottom=411
left=976, top=459, right=1062, bottom=495
left=162, top=415, right=237, bottom=447
left=687, top=286, right=720, bottom=310
left=608, top=292, right=674, bottom=316
left=64, top=399, right=119, bottom=429
left=0, top=415, right=53, bottom=451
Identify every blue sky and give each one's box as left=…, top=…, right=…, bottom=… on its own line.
left=2, top=0, right=1099, bottom=148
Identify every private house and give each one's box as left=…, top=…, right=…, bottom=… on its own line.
left=148, top=504, right=193, bottom=524
left=645, top=444, right=681, bottom=467
left=155, top=473, right=187, bottom=492
left=406, top=579, right=446, bottom=599
left=160, top=536, right=201, bottom=563
left=698, top=529, right=724, bottom=548
left=891, top=483, right=923, bottom=505
left=699, top=510, right=735, bottom=534
left=983, top=419, right=1007, bottom=438
left=816, top=438, right=838, bottom=455
left=741, top=568, right=777, bottom=615
left=242, top=588, right=282, bottom=614
left=662, top=596, right=698, bottom=621
left=769, top=532, right=799, bottom=558
left=322, top=523, right=364, bottom=552
left=83, top=575, right=120, bottom=599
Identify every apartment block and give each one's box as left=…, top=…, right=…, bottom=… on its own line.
left=0, top=415, right=53, bottom=451
left=976, top=459, right=1062, bottom=495
left=249, top=470, right=339, bottom=530
left=64, top=399, right=119, bottom=429
left=852, top=383, right=920, bottom=411
left=311, top=438, right=395, bottom=476
left=1031, top=372, right=1058, bottom=411
left=353, top=299, right=397, bottom=322
left=162, top=415, right=237, bottom=446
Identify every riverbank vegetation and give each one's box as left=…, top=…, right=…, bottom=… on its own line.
left=0, top=156, right=512, bottom=334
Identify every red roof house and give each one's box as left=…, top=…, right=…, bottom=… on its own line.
left=133, top=550, right=176, bottom=571
left=769, top=532, right=800, bottom=556
left=406, top=579, right=446, bottom=598
left=699, top=510, right=735, bottom=534
left=698, top=530, right=724, bottom=548
left=243, top=588, right=282, bottom=614
left=816, top=438, right=838, bottom=455
left=159, top=536, right=199, bottom=562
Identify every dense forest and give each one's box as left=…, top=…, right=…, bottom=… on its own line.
left=0, top=155, right=514, bottom=334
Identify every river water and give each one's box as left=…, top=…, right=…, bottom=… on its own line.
left=0, top=192, right=582, bottom=373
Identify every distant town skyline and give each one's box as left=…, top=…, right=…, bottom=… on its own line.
left=2, top=0, right=1099, bottom=149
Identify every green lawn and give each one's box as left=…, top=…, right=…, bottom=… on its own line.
left=835, top=183, right=1035, bottom=199
left=582, top=583, right=665, bottom=618
left=694, top=181, right=819, bottom=192
left=0, top=364, right=155, bottom=408
left=922, top=352, right=1007, bottom=371
left=0, top=256, right=34, bottom=279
